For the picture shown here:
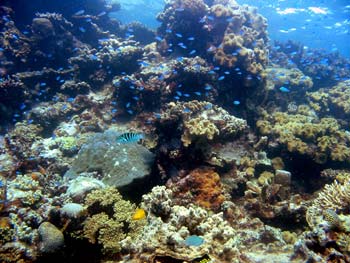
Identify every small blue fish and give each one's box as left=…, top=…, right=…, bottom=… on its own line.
left=189, top=50, right=196, bottom=55
left=97, top=11, right=107, bottom=17
left=79, top=27, right=86, bottom=33
left=194, top=91, right=201, bottom=96
left=218, top=76, right=225, bottom=81
left=233, top=100, right=240, bottom=105
left=117, top=132, right=144, bottom=143
left=185, top=235, right=204, bottom=246
left=187, top=36, right=195, bottom=41
left=279, top=86, right=290, bottom=92
left=175, top=33, right=183, bottom=38
left=165, top=29, right=172, bottom=33
left=155, top=36, right=163, bottom=41
left=74, top=9, right=85, bottom=16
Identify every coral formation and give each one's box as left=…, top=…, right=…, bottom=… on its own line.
left=159, top=100, right=247, bottom=147
left=168, top=167, right=225, bottom=210
left=81, top=187, right=146, bottom=255
left=65, top=129, right=155, bottom=189
left=256, top=106, right=350, bottom=164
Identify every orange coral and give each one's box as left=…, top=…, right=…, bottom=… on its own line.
left=170, top=167, right=225, bottom=211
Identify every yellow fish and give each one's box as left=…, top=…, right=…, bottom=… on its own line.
left=132, top=208, right=146, bottom=220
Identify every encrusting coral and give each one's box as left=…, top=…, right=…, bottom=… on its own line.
left=167, top=167, right=225, bottom=211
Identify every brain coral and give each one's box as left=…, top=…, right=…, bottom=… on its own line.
left=256, top=107, right=350, bottom=164
left=160, top=100, right=247, bottom=147
left=64, top=129, right=154, bottom=188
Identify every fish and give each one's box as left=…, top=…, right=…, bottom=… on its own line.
left=218, top=76, right=225, bottom=81
left=279, top=86, right=290, bottom=92
left=74, top=9, right=85, bottom=16
left=184, top=235, right=204, bottom=246
left=233, top=100, right=240, bottom=105
left=116, top=132, right=144, bottom=143
left=132, top=208, right=146, bottom=220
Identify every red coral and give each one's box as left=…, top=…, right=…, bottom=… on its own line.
left=168, top=167, right=225, bottom=211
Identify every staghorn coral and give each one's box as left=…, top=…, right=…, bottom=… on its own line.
left=160, top=100, right=247, bottom=147
left=168, top=167, right=225, bottom=210
left=256, top=107, right=350, bottom=164
left=81, top=187, right=146, bottom=255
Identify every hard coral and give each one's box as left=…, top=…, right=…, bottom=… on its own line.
left=82, top=187, right=145, bottom=255
left=160, top=100, right=247, bottom=147
left=169, top=167, right=225, bottom=210
left=256, top=107, right=350, bottom=164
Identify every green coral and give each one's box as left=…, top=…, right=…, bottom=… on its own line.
left=82, top=187, right=145, bottom=255
left=256, top=106, right=350, bottom=164
left=56, top=136, right=78, bottom=156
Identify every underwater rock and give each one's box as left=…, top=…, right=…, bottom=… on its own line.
left=64, top=129, right=155, bottom=190
left=38, top=222, right=64, bottom=254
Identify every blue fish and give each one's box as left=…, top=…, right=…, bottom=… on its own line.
left=187, top=36, right=195, bottom=41
left=279, top=86, right=290, bottom=92
left=155, top=36, right=163, bottom=41
left=116, top=132, right=144, bottom=143
left=79, top=27, right=86, bottom=33
left=218, top=76, right=225, bottom=81
left=189, top=50, right=196, bottom=55
left=175, top=33, right=183, bottom=38
left=74, top=9, right=85, bottom=16
left=185, top=235, right=204, bottom=246
left=233, top=100, right=240, bottom=105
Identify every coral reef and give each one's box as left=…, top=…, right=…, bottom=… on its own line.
left=159, top=100, right=247, bottom=147
left=307, top=79, right=350, bottom=119
left=256, top=106, right=350, bottom=164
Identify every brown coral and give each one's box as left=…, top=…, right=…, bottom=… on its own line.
left=169, top=167, right=225, bottom=210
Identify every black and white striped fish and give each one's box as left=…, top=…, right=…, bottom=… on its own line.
left=116, top=132, right=144, bottom=143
